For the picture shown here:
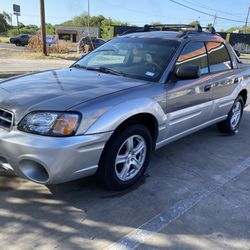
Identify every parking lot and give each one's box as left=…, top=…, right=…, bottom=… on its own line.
left=0, top=105, right=250, bottom=250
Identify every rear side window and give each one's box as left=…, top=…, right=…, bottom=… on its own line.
left=176, top=42, right=208, bottom=75
left=206, top=42, right=232, bottom=73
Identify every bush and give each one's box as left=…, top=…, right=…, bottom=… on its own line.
left=28, top=35, right=69, bottom=53
left=8, top=27, right=35, bottom=36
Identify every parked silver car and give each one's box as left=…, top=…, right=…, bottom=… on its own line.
left=1, top=24, right=249, bottom=190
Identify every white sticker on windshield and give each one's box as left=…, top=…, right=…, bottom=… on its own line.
left=145, top=71, right=155, bottom=77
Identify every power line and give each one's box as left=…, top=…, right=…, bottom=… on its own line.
left=101, top=0, right=204, bottom=22
left=180, top=0, right=246, bottom=18
left=169, top=0, right=246, bottom=24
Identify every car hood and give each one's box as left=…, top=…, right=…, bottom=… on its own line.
left=0, top=68, right=147, bottom=123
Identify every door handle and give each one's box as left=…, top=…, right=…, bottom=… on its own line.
left=204, top=85, right=212, bottom=92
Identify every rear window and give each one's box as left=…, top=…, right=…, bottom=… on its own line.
left=206, top=42, right=232, bottom=73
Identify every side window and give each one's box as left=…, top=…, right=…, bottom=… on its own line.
left=176, top=42, right=208, bottom=75
left=206, top=42, right=232, bottom=73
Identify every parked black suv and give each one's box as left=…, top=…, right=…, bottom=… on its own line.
left=10, top=34, right=31, bottom=46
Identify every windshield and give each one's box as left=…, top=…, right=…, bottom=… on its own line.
left=74, top=37, right=179, bottom=82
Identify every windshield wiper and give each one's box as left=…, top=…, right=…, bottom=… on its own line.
left=72, top=64, right=124, bottom=76
left=85, top=66, right=124, bottom=76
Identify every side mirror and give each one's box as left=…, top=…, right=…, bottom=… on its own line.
left=175, top=65, right=201, bottom=80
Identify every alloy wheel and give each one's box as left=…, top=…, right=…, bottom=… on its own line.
left=115, top=135, right=147, bottom=181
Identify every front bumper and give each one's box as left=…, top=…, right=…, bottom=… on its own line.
left=0, top=128, right=112, bottom=184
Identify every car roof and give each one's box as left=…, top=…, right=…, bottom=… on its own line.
left=121, top=31, right=225, bottom=43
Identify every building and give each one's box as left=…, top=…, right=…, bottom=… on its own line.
left=55, top=25, right=99, bottom=42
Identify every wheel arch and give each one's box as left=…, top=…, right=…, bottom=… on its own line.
left=111, top=113, right=159, bottom=145
left=238, top=89, right=247, bottom=105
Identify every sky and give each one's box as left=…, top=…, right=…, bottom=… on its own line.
left=0, top=0, right=249, bottom=30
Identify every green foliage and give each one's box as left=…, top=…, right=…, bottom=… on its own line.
left=60, top=13, right=129, bottom=40
left=150, top=22, right=162, bottom=25
left=189, top=20, right=200, bottom=25
left=61, top=35, right=70, bottom=41
left=0, top=12, right=10, bottom=33
left=2, top=11, right=11, bottom=24
left=226, top=26, right=250, bottom=33
left=7, top=23, right=55, bottom=36
left=46, top=23, right=55, bottom=35
left=8, top=27, right=33, bottom=36
left=8, top=24, right=39, bottom=36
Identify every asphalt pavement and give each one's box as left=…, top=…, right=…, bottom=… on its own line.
left=0, top=42, right=27, bottom=50
left=0, top=43, right=250, bottom=250
left=1, top=106, right=250, bottom=250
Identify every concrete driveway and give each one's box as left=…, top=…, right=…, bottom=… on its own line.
left=1, top=106, right=250, bottom=249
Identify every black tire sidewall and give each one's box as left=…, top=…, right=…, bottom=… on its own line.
left=99, top=124, right=153, bottom=190
left=228, top=96, right=244, bottom=132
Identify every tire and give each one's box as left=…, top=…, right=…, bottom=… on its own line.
left=15, top=41, right=21, bottom=46
left=98, top=124, right=153, bottom=191
left=217, top=96, right=244, bottom=135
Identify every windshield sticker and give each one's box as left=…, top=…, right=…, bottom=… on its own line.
left=145, top=71, right=155, bottom=77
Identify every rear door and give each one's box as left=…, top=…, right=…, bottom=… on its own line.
left=206, top=42, right=238, bottom=119
left=165, top=41, right=214, bottom=138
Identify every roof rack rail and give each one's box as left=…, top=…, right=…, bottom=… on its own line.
left=120, top=24, right=217, bottom=36
left=144, top=23, right=203, bottom=32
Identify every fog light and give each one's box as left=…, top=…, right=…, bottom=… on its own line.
left=19, top=159, right=49, bottom=183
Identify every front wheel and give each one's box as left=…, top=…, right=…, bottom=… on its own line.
left=98, top=124, right=153, bottom=190
left=217, top=96, right=244, bottom=135
left=15, top=41, right=21, bottom=46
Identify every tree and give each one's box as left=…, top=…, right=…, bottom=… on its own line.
left=150, top=22, right=162, bottom=26
left=46, top=23, right=55, bottom=35
left=0, top=12, right=10, bottom=33
left=3, top=11, right=11, bottom=25
left=226, top=26, right=250, bottom=33
left=60, top=13, right=130, bottom=40
left=189, top=20, right=200, bottom=25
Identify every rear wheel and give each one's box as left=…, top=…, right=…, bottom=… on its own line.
left=217, top=96, right=244, bottom=135
left=98, top=124, right=153, bottom=190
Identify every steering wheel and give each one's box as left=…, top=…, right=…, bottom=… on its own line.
left=144, top=61, right=162, bottom=72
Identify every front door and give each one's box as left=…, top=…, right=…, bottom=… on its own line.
left=165, top=41, right=213, bottom=138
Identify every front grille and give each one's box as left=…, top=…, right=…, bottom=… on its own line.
left=0, top=108, right=14, bottom=131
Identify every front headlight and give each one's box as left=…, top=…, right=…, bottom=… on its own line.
left=18, top=112, right=81, bottom=136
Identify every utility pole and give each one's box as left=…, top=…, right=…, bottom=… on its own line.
left=87, top=0, right=90, bottom=35
left=244, top=4, right=250, bottom=33
left=213, top=12, right=217, bottom=27
left=40, top=0, right=47, bottom=55
left=10, top=13, right=13, bottom=26
left=16, top=14, right=19, bottom=34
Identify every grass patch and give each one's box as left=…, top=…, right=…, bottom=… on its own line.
left=0, top=36, right=10, bottom=43
left=241, top=54, right=250, bottom=58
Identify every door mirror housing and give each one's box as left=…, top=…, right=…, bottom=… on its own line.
left=175, top=65, right=201, bottom=80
